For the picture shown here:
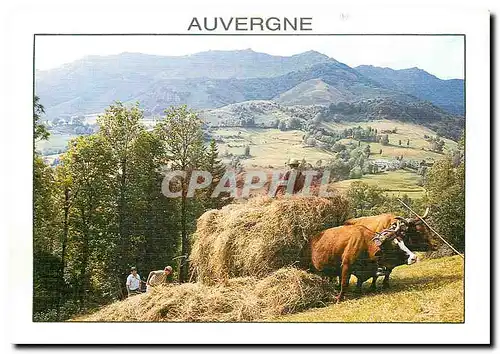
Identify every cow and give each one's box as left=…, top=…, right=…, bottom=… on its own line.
left=344, top=207, right=439, bottom=288
left=309, top=221, right=415, bottom=302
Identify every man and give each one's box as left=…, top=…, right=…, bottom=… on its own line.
left=273, top=158, right=305, bottom=197
left=126, top=267, right=142, bottom=297
left=146, top=266, right=173, bottom=293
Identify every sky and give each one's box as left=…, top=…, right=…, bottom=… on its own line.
left=35, top=35, right=464, bottom=80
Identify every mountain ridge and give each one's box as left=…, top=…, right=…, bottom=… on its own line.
left=355, top=65, right=464, bottom=115
left=35, top=50, right=464, bottom=129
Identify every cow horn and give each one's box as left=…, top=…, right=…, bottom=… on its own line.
left=421, top=207, right=430, bottom=219
left=395, top=216, right=408, bottom=224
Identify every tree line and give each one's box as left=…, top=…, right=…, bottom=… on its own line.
left=34, top=99, right=229, bottom=321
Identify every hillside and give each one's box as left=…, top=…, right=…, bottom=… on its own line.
left=35, top=49, right=463, bottom=120
left=279, top=255, right=463, bottom=322
left=38, top=61, right=409, bottom=118
left=202, top=98, right=464, bottom=140
left=207, top=119, right=456, bottom=168
left=356, top=65, right=464, bottom=115
left=74, top=255, right=463, bottom=322
left=35, top=49, right=333, bottom=118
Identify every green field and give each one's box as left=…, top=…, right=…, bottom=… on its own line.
left=322, top=119, right=457, bottom=161
left=210, top=120, right=457, bottom=198
left=212, top=127, right=335, bottom=168
left=277, top=255, right=464, bottom=323
left=35, top=133, right=77, bottom=155
left=331, top=170, right=426, bottom=198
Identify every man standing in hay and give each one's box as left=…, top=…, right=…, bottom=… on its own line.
left=145, top=266, right=173, bottom=293
left=273, top=158, right=306, bottom=197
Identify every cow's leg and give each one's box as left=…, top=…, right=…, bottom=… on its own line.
left=355, top=277, right=363, bottom=293
left=336, top=263, right=351, bottom=303
left=383, top=269, right=393, bottom=289
left=370, top=276, right=378, bottom=291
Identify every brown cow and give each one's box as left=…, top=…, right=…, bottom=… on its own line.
left=344, top=208, right=439, bottom=288
left=309, top=221, right=413, bottom=302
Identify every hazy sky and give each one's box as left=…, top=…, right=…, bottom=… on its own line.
left=35, top=35, right=464, bottom=79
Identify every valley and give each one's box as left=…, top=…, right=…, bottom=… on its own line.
left=35, top=49, right=464, bottom=198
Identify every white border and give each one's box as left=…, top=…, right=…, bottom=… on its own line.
left=2, top=0, right=490, bottom=345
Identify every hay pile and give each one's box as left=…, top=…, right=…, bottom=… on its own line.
left=77, top=267, right=335, bottom=322
left=77, top=195, right=349, bottom=322
left=190, top=195, right=350, bottom=283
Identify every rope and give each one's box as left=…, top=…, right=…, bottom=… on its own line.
left=397, top=199, right=464, bottom=259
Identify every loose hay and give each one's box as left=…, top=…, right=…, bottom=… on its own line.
left=76, top=267, right=336, bottom=322
left=191, top=195, right=350, bottom=283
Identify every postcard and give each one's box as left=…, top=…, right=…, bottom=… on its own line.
left=4, top=1, right=490, bottom=345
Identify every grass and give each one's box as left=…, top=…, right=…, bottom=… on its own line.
left=74, top=255, right=464, bottom=322
left=322, top=119, right=457, bottom=161
left=331, top=170, right=426, bottom=198
left=210, top=123, right=440, bottom=198
left=35, top=133, right=77, bottom=155
left=212, top=127, right=335, bottom=168
left=275, top=255, right=464, bottom=323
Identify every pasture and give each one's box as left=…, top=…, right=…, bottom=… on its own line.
left=211, top=127, right=335, bottom=168
left=321, top=119, right=458, bottom=161
left=331, top=170, right=426, bottom=198
left=278, top=255, right=464, bottom=323
left=35, top=133, right=77, bottom=155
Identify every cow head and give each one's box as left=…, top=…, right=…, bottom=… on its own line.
left=395, top=207, right=439, bottom=251
left=378, top=221, right=417, bottom=266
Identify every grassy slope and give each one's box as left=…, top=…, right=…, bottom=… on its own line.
left=276, top=255, right=464, bottom=323
left=212, top=120, right=457, bottom=198
left=213, top=127, right=335, bottom=168
left=331, top=170, right=426, bottom=198
left=35, top=133, right=77, bottom=154
left=74, top=256, right=464, bottom=323
left=321, top=119, right=457, bottom=161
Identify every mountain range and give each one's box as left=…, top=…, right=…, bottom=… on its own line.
left=35, top=49, right=464, bottom=139
left=355, top=65, right=464, bottom=115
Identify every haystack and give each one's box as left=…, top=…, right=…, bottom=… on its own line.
left=77, top=267, right=335, bottom=322
left=190, top=195, right=350, bottom=283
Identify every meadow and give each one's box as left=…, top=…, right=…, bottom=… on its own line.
left=278, top=255, right=464, bottom=323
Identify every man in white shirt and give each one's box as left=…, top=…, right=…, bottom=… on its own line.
left=146, top=266, right=173, bottom=293
left=126, top=267, right=142, bottom=297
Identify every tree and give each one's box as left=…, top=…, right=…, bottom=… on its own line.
left=424, top=157, right=465, bottom=251
left=312, top=113, right=322, bottom=126
left=349, top=166, right=363, bottom=179
left=428, top=136, right=445, bottom=153
left=363, top=145, right=371, bottom=156
left=60, top=135, right=114, bottom=310
left=407, top=139, right=410, bottom=147
left=332, top=142, right=346, bottom=153
left=33, top=155, right=60, bottom=318
left=203, top=140, right=229, bottom=209
left=346, top=182, right=386, bottom=217
left=34, top=96, right=49, bottom=141
left=288, top=117, right=301, bottom=130
left=399, top=139, right=402, bottom=146
left=380, top=134, right=389, bottom=146
left=379, top=149, right=383, bottom=155
left=97, top=102, right=144, bottom=295
left=244, top=145, right=251, bottom=157
left=155, top=105, right=206, bottom=282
